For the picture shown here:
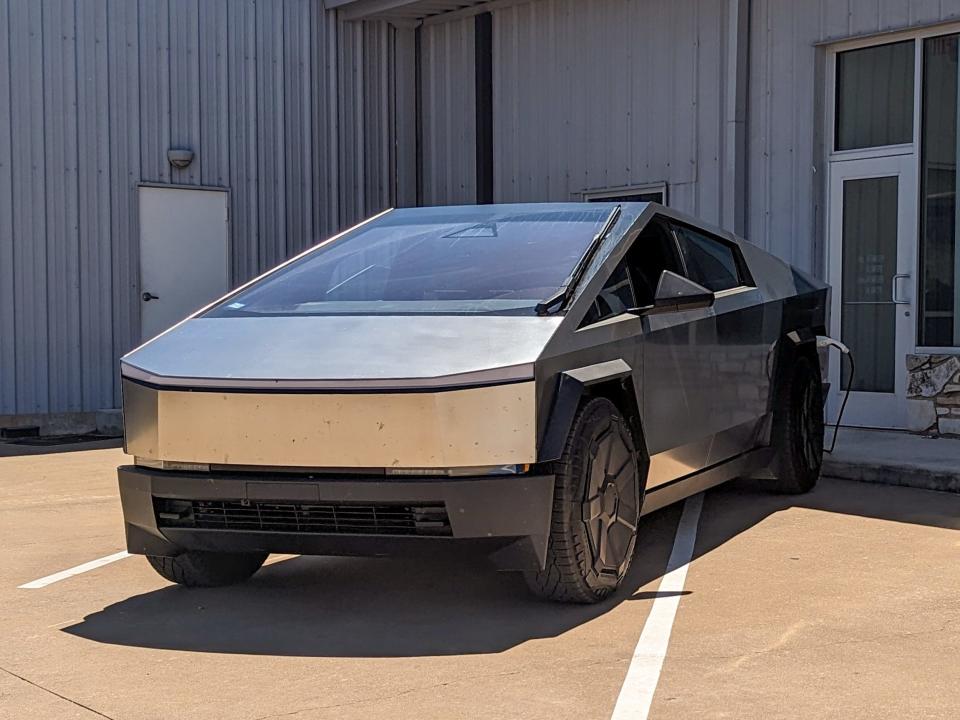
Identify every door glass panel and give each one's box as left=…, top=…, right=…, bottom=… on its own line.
left=671, top=225, right=742, bottom=292
left=841, top=177, right=898, bottom=392
left=580, top=261, right=634, bottom=327
left=626, top=221, right=685, bottom=306
left=836, top=41, right=915, bottom=151
left=920, top=35, right=960, bottom=346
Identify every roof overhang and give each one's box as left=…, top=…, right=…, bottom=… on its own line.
left=325, top=0, right=489, bottom=23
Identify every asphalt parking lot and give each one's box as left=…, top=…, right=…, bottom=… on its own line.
left=1, top=446, right=958, bottom=720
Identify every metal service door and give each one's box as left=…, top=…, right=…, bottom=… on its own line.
left=827, top=156, right=916, bottom=429
left=138, top=187, right=229, bottom=341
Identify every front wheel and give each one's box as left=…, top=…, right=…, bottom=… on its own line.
left=768, top=354, right=823, bottom=494
left=525, top=397, right=642, bottom=604
left=147, top=550, right=268, bottom=588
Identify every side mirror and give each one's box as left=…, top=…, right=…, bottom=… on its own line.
left=645, top=270, right=714, bottom=315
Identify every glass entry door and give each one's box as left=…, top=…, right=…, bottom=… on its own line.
left=827, top=156, right=917, bottom=428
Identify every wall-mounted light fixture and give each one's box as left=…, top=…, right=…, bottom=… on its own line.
left=167, top=148, right=195, bottom=169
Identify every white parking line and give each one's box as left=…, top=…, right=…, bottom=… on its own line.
left=18, top=551, right=131, bottom=589
left=611, top=493, right=704, bottom=720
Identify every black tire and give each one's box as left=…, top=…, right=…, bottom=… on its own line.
left=769, top=353, right=824, bottom=494
left=146, top=550, right=268, bottom=588
left=525, top=396, right=641, bottom=604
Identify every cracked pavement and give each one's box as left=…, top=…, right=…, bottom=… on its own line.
left=1, top=446, right=958, bottom=719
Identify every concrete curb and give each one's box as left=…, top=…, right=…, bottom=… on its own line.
left=819, top=427, right=960, bottom=495
left=822, top=459, right=960, bottom=494
left=95, top=409, right=124, bottom=437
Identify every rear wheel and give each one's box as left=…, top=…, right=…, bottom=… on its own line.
left=525, top=397, right=641, bottom=604
left=769, top=354, right=823, bottom=494
left=146, top=550, right=268, bottom=588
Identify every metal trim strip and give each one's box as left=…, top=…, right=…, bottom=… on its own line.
left=120, top=361, right=535, bottom=393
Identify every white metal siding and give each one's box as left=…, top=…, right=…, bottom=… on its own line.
left=817, top=0, right=960, bottom=40
left=747, top=0, right=822, bottom=273
left=748, top=0, right=960, bottom=274
left=0, top=0, right=398, bottom=415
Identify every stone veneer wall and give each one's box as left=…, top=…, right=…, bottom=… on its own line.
left=906, top=355, right=960, bottom=435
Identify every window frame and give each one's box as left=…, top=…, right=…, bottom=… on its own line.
left=577, top=215, right=753, bottom=329
left=578, top=259, right=638, bottom=328
left=578, top=182, right=668, bottom=206
left=666, top=220, right=756, bottom=293
left=826, top=34, right=924, bottom=163
left=917, top=34, right=960, bottom=349
left=832, top=39, right=917, bottom=154
left=825, top=21, right=960, bottom=352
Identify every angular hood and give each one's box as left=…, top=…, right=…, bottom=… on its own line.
left=121, top=315, right=563, bottom=390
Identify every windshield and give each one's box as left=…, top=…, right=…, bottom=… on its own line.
left=206, top=204, right=617, bottom=317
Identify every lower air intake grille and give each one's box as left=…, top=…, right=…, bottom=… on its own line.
left=155, top=498, right=452, bottom=537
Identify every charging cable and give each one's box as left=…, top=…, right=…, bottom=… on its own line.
left=817, top=335, right=853, bottom=454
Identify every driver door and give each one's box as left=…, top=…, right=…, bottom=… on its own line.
left=638, top=220, right=764, bottom=490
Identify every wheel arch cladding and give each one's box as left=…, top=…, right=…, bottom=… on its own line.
left=750, top=332, right=824, bottom=483
left=538, top=362, right=651, bottom=496
left=770, top=329, right=822, bottom=417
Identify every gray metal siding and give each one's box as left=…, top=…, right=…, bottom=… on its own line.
left=77, top=0, right=116, bottom=415
left=416, top=0, right=960, bottom=276
left=107, top=0, right=143, bottom=414
left=817, top=0, right=960, bottom=40
left=0, top=0, right=15, bottom=414
left=0, top=0, right=398, bottom=416
left=487, top=0, right=729, bottom=223
left=6, top=0, right=50, bottom=414
left=337, top=19, right=397, bottom=224
left=10, top=0, right=960, bottom=419
left=421, top=16, right=476, bottom=205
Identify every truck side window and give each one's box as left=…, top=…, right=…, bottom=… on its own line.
left=624, top=220, right=685, bottom=307
left=581, top=261, right=635, bottom=326
left=671, top=224, right=744, bottom=292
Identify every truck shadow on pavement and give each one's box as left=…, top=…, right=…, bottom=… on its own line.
left=62, top=477, right=958, bottom=657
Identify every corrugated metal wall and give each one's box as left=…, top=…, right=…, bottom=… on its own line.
left=337, top=18, right=400, bottom=224
left=816, top=0, right=960, bottom=40
left=417, top=0, right=960, bottom=273
left=418, top=0, right=727, bottom=212
left=0, top=0, right=398, bottom=416
left=9, top=0, right=960, bottom=419
left=421, top=16, right=477, bottom=205
left=748, top=0, right=960, bottom=273
left=488, top=0, right=728, bottom=223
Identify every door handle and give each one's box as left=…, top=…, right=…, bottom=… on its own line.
left=891, top=274, right=910, bottom=304
left=142, top=292, right=160, bottom=302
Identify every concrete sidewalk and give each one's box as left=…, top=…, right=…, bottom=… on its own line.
left=822, top=427, right=960, bottom=493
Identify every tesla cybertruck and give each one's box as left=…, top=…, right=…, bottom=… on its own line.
left=118, top=202, right=828, bottom=603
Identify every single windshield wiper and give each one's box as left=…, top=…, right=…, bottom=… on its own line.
left=535, top=205, right=622, bottom=316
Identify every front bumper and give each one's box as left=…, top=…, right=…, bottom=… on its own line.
left=118, top=466, right=555, bottom=571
